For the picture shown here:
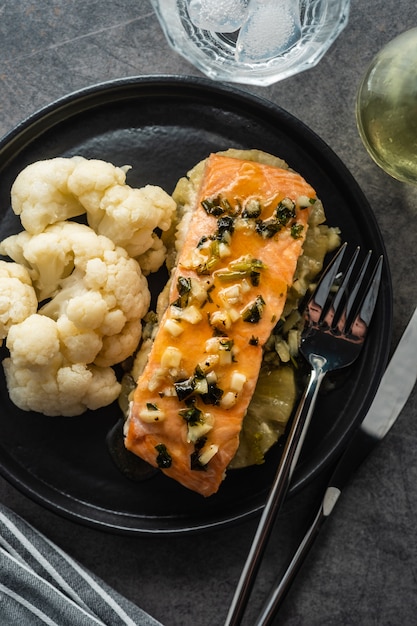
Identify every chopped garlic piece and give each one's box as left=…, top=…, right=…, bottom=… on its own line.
left=148, top=367, right=166, bottom=392
left=297, top=195, right=312, bottom=207
left=194, top=376, right=209, bottom=395
left=171, top=304, right=203, bottom=324
left=165, top=318, right=184, bottom=337
left=198, top=444, right=219, bottom=466
left=240, top=279, right=251, bottom=294
left=198, top=354, right=219, bottom=373
left=230, top=371, right=246, bottom=392
left=220, top=391, right=237, bottom=408
left=210, top=310, right=232, bottom=329
left=139, top=406, right=165, bottom=422
left=228, top=307, right=241, bottom=322
left=180, top=248, right=206, bottom=270
left=190, top=278, right=209, bottom=303
left=205, top=337, right=221, bottom=353
left=187, top=417, right=214, bottom=443
left=181, top=305, right=203, bottom=324
left=161, top=346, right=182, bottom=369
left=219, top=284, right=242, bottom=305
left=218, top=242, right=231, bottom=258
left=205, top=369, right=218, bottom=383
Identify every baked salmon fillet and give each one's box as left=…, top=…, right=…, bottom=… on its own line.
left=124, top=153, right=316, bottom=496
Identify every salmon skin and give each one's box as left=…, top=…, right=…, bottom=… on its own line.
left=125, top=154, right=316, bottom=496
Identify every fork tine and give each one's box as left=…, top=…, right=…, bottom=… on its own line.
left=324, top=246, right=362, bottom=329
left=331, top=246, right=361, bottom=317
left=350, top=254, right=383, bottom=330
left=343, top=249, right=372, bottom=323
left=312, top=242, right=347, bottom=313
left=330, top=249, right=370, bottom=334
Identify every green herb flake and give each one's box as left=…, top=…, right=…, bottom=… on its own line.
left=276, top=199, right=296, bottom=226
left=172, top=276, right=192, bottom=308
left=216, top=215, right=235, bottom=238
left=290, top=223, right=304, bottom=239
left=146, top=402, right=159, bottom=411
left=174, top=376, right=195, bottom=401
left=178, top=276, right=192, bottom=295
left=201, top=195, right=236, bottom=217
left=174, top=367, right=224, bottom=406
left=255, top=218, right=281, bottom=239
left=217, top=257, right=266, bottom=284
left=201, top=198, right=224, bottom=217
left=219, top=338, right=234, bottom=351
left=155, top=443, right=172, bottom=469
left=242, top=295, right=266, bottom=324
left=206, top=284, right=215, bottom=302
left=242, top=199, right=262, bottom=219
left=190, top=437, right=208, bottom=471
left=179, top=405, right=203, bottom=426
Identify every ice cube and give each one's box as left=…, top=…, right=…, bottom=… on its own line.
left=235, top=0, right=301, bottom=62
left=188, top=0, right=250, bottom=33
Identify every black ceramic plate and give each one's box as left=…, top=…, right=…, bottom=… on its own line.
left=0, top=76, right=392, bottom=535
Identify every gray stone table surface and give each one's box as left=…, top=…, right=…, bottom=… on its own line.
left=0, top=2, right=416, bottom=625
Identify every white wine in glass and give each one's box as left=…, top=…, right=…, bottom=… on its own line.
left=356, top=27, right=417, bottom=185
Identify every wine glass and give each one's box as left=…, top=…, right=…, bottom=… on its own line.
left=356, top=27, right=417, bottom=185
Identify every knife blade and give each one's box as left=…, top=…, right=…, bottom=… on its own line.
left=255, top=305, right=417, bottom=626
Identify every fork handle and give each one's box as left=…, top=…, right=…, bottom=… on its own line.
left=255, top=500, right=327, bottom=626
left=224, top=356, right=328, bottom=626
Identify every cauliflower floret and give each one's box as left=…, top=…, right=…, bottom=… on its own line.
left=95, top=319, right=142, bottom=368
left=56, top=315, right=103, bottom=364
left=86, top=183, right=176, bottom=268
left=67, top=157, right=128, bottom=211
left=10, top=157, right=87, bottom=234
left=79, top=364, right=124, bottom=411
left=2, top=222, right=150, bottom=369
left=6, top=314, right=61, bottom=367
left=0, top=223, right=116, bottom=302
left=10, top=156, right=176, bottom=274
left=4, top=314, right=121, bottom=416
left=136, top=233, right=167, bottom=275
left=0, top=155, right=178, bottom=417
left=0, top=261, right=38, bottom=339
left=0, top=227, right=77, bottom=300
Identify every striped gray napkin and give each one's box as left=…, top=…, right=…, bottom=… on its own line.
left=0, top=503, right=163, bottom=625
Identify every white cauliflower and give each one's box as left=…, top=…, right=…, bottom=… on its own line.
left=136, top=233, right=167, bottom=275
left=0, top=155, right=177, bottom=417
left=1, top=221, right=150, bottom=368
left=66, top=157, right=128, bottom=211
left=84, top=183, right=176, bottom=270
left=0, top=260, right=38, bottom=340
left=0, top=227, right=83, bottom=301
left=10, top=156, right=176, bottom=273
left=3, top=314, right=121, bottom=416
left=11, top=157, right=87, bottom=234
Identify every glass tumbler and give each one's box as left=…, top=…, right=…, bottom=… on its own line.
left=150, top=0, right=351, bottom=86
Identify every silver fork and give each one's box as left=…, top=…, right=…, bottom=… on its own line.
left=224, top=243, right=383, bottom=626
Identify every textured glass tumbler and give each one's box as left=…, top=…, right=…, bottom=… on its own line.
left=150, top=0, right=350, bottom=86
